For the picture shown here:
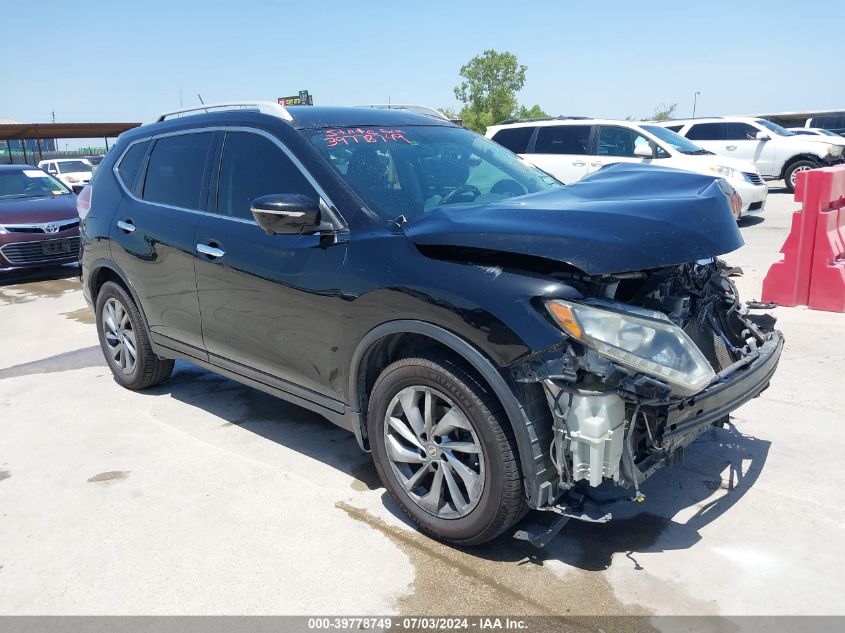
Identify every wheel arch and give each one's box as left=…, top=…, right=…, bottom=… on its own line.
left=349, top=320, right=552, bottom=506
left=88, top=259, right=150, bottom=327
left=780, top=153, right=823, bottom=179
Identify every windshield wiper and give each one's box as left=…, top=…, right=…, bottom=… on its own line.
left=682, top=149, right=713, bottom=155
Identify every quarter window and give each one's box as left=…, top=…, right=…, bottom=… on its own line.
left=491, top=127, right=534, bottom=153
left=116, top=140, right=150, bottom=191
left=142, top=133, right=213, bottom=210
left=686, top=123, right=724, bottom=141
left=534, top=125, right=592, bottom=155
left=216, top=132, right=318, bottom=221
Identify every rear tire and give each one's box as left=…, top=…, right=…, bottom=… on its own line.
left=95, top=281, right=174, bottom=390
left=368, top=353, right=526, bottom=545
left=783, top=159, right=818, bottom=193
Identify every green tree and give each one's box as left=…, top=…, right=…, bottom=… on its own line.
left=454, top=50, right=527, bottom=132
left=652, top=103, right=677, bottom=121
left=516, top=104, right=549, bottom=120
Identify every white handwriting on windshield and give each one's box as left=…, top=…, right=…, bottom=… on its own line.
left=321, top=128, right=412, bottom=148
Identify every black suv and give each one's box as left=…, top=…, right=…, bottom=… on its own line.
left=79, top=103, right=783, bottom=546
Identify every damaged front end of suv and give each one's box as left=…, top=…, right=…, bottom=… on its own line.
left=405, top=163, right=784, bottom=545
left=511, top=258, right=783, bottom=543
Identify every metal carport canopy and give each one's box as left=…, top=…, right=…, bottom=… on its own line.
left=0, top=122, right=141, bottom=139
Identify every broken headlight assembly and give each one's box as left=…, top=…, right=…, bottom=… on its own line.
left=545, top=299, right=716, bottom=397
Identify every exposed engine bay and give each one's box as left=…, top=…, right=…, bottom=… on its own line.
left=511, top=258, right=783, bottom=538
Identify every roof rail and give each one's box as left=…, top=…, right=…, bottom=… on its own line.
left=498, top=115, right=591, bottom=125
left=156, top=101, right=293, bottom=123
left=356, top=104, right=450, bottom=121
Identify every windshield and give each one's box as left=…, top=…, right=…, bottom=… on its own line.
left=0, top=169, right=71, bottom=200
left=308, top=125, right=561, bottom=220
left=641, top=125, right=711, bottom=155
left=57, top=160, right=93, bottom=173
left=817, top=129, right=842, bottom=137
left=755, top=119, right=794, bottom=136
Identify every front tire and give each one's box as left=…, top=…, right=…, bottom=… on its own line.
left=368, top=353, right=526, bottom=545
left=784, top=159, right=818, bottom=193
left=95, top=281, right=174, bottom=390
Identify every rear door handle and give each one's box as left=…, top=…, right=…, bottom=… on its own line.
left=116, top=219, right=135, bottom=233
left=196, top=242, right=225, bottom=259
left=590, top=161, right=604, bottom=167
left=572, top=160, right=586, bottom=166
left=726, top=145, right=737, bottom=151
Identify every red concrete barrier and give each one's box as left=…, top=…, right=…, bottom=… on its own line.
left=762, top=165, right=845, bottom=312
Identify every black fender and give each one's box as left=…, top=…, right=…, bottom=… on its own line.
left=349, top=319, right=553, bottom=507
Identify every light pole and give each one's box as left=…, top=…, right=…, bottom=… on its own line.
left=693, top=91, right=701, bottom=118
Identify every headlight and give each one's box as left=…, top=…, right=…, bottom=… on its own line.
left=546, top=299, right=716, bottom=396
left=828, top=145, right=843, bottom=158
left=66, top=175, right=78, bottom=183
left=708, top=165, right=739, bottom=179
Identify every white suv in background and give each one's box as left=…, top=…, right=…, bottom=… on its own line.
left=37, top=158, right=94, bottom=193
left=657, top=117, right=844, bottom=192
left=486, top=117, right=767, bottom=218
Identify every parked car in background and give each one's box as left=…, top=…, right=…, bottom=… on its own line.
left=486, top=117, right=767, bottom=219
left=804, top=113, right=845, bottom=136
left=658, top=117, right=844, bottom=192
left=78, top=102, right=782, bottom=546
left=0, top=165, right=80, bottom=272
left=787, top=127, right=845, bottom=144
left=37, top=158, right=94, bottom=193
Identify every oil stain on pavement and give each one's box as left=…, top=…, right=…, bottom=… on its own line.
left=61, top=307, right=95, bottom=324
left=0, top=277, right=80, bottom=306
left=336, top=501, right=661, bottom=629
left=87, top=471, right=130, bottom=483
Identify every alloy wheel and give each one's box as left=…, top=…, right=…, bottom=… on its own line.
left=102, top=297, right=137, bottom=374
left=383, top=386, right=485, bottom=519
left=791, top=165, right=812, bottom=188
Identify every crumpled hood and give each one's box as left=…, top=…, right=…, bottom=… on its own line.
left=404, top=163, right=744, bottom=275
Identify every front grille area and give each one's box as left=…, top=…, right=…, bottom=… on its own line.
left=743, top=172, right=764, bottom=185
left=0, top=237, right=80, bottom=265
left=3, top=219, right=80, bottom=234
left=684, top=318, right=736, bottom=372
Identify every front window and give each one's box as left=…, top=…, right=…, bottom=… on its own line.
left=755, top=119, right=794, bottom=136
left=641, top=125, right=711, bottom=155
left=56, top=160, right=93, bottom=174
left=0, top=169, right=71, bottom=200
left=308, top=125, right=560, bottom=221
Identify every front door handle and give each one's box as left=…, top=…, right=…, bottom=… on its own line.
left=572, top=160, right=586, bottom=167
left=726, top=145, right=737, bottom=151
left=116, top=219, right=135, bottom=233
left=590, top=161, right=604, bottom=167
left=196, top=242, right=225, bottom=259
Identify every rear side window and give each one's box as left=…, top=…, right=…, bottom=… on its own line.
left=116, top=140, right=150, bottom=190
left=216, top=132, right=318, bottom=221
left=686, top=123, right=724, bottom=141
left=142, top=133, right=213, bottom=210
left=534, top=125, right=592, bottom=155
left=491, top=127, right=534, bottom=153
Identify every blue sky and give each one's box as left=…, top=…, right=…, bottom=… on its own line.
left=2, top=0, right=843, bottom=127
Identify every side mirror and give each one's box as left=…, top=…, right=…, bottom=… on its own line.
left=756, top=131, right=771, bottom=141
left=634, top=144, right=654, bottom=158
left=251, top=194, right=322, bottom=235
